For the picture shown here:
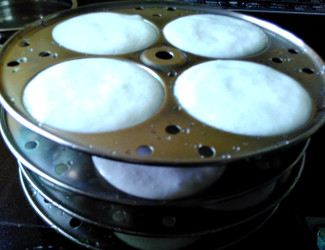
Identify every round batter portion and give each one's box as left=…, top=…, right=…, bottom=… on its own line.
left=163, top=14, right=267, bottom=58
left=52, top=12, right=158, bottom=55
left=174, top=60, right=312, bottom=136
left=23, top=58, right=165, bottom=133
left=92, top=156, right=225, bottom=200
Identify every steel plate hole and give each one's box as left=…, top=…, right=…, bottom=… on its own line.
left=153, top=13, right=162, bottom=17
left=156, top=51, right=174, bottom=60
left=69, top=217, right=82, bottom=228
left=198, top=146, right=215, bottom=158
left=135, top=6, right=144, bottom=10
left=272, top=57, right=283, bottom=63
left=24, top=141, right=38, bottom=149
left=7, top=61, right=20, bottom=67
left=39, top=51, right=51, bottom=57
left=112, top=210, right=128, bottom=223
left=136, top=145, right=154, bottom=157
left=165, top=125, right=181, bottom=134
left=19, top=41, right=30, bottom=47
left=162, top=216, right=176, bottom=227
left=167, top=71, right=177, bottom=77
left=288, top=48, right=299, bottom=54
left=302, top=68, right=314, bottom=74
left=166, top=6, right=176, bottom=11
left=55, top=163, right=69, bottom=175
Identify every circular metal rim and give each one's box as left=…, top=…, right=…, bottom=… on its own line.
left=19, top=165, right=280, bottom=249
left=1, top=108, right=309, bottom=206
left=0, top=1, right=324, bottom=165
left=18, top=152, right=305, bottom=236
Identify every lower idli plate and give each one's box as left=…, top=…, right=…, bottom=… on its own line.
left=18, top=150, right=304, bottom=237
left=1, top=109, right=309, bottom=207
left=19, top=162, right=281, bottom=250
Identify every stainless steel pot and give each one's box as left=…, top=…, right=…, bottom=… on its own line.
left=0, top=0, right=77, bottom=32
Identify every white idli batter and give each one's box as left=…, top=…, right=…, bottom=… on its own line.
left=163, top=14, right=267, bottom=58
left=174, top=60, right=312, bottom=136
left=23, top=58, right=165, bottom=133
left=92, top=156, right=225, bottom=200
left=93, top=152, right=224, bottom=250
left=52, top=12, right=158, bottom=55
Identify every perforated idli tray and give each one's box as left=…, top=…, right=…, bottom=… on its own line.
left=20, top=162, right=284, bottom=242
left=20, top=168, right=278, bottom=250
left=18, top=153, right=304, bottom=236
left=0, top=1, right=324, bottom=165
left=0, top=108, right=308, bottom=206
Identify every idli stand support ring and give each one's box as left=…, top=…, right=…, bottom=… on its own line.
left=1, top=1, right=325, bottom=249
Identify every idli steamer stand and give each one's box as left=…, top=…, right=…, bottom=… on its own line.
left=1, top=1, right=325, bottom=249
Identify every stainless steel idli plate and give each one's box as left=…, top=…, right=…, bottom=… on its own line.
left=18, top=151, right=304, bottom=235
left=0, top=1, right=324, bottom=164
left=1, top=108, right=309, bottom=206
left=19, top=163, right=281, bottom=249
